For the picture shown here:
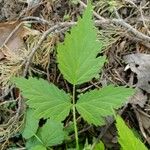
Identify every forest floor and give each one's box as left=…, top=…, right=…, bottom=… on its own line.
left=0, top=0, right=150, bottom=149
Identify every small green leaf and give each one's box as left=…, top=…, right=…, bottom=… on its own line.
left=57, top=3, right=106, bottom=85
left=37, top=119, right=65, bottom=147
left=76, top=85, right=134, bottom=125
left=83, top=139, right=92, bottom=150
left=12, top=77, right=72, bottom=121
left=64, top=121, right=74, bottom=135
left=26, top=137, right=41, bottom=150
left=116, top=116, right=148, bottom=150
left=22, top=108, right=39, bottom=139
left=30, top=145, right=47, bottom=150
left=94, top=141, right=105, bottom=150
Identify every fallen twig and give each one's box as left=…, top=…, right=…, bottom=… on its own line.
left=133, top=107, right=150, bottom=144
left=21, top=16, right=50, bottom=25
left=0, top=85, right=14, bottom=100
left=112, top=19, right=150, bottom=42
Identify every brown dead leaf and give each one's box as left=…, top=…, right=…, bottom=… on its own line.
left=0, top=21, right=39, bottom=60
left=0, top=21, right=40, bottom=88
left=0, top=21, right=24, bottom=56
left=124, top=53, right=150, bottom=93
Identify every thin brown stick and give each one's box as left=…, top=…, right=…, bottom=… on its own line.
left=0, top=99, right=17, bottom=106
left=21, top=16, right=50, bottom=25
left=133, top=107, right=149, bottom=143
left=112, top=19, right=150, bottom=42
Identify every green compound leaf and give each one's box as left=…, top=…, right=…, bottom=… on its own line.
left=116, top=116, right=148, bottom=150
left=57, top=3, right=106, bottom=85
left=76, top=85, right=134, bottom=126
left=22, top=108, right=39, bottom=139
left=37, top=119, right=65, bottom=147
left=12, top=77, right=72, bottom=121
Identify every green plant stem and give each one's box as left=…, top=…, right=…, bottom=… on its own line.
left=72, top=84, right=79, bottom=150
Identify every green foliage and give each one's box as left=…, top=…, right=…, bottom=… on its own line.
left=57, top=2, right=106, bottom=85
left=116, top=116, right=148, bottom=150
left=64, top=121, right=74, bottom=135
left=76, top=85, right=134, bottom=125
left=82, top=139, right=105, bottom=150
left=13, top=77, right=72, bottom=122
left=30, top=145, right=47, bottom=150
left=12, top=3, right=136, bottom=149
left=26, top=119, right=65, bottom=149
left=22, top=108, right=39, bottom=139
left=26, top=136, right=41, bottom=149
left=37, top=119, right=65, bottom=147
left=94, top=141, right=105, bottom=150
left=83, top=139, right=93, bottom=150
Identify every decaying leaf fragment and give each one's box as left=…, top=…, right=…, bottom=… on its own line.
left=0, top=21, right=23, bottom=53
left=0, top=21, right=39, bottom=88
left=0, top=21, right=39, bottom=60
left=124, top=53, right=150, bottom=93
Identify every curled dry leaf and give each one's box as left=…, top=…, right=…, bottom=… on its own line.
left=124, top=53, right=150, bottom=93
left=0, top=21, right=40, bottom=89
left=0, top=21, right=24, bottom=59
left=0, top=21, right=39, bottom=60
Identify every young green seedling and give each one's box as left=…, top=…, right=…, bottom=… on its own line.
left=12, top=2, right=134, bottom=150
